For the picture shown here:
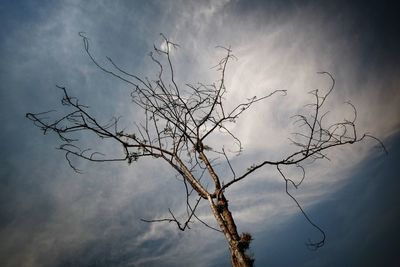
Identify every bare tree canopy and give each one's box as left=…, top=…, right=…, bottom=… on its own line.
left=27, top=34, right=385, bottom=267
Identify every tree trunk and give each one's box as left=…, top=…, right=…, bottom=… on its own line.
left=207, top=195, right=254, bottom=267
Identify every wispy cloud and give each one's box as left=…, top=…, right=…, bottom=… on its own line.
left=1, top=0, right=398, bottom=266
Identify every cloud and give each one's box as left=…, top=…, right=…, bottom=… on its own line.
left=1, top=0, right=398, bottom=266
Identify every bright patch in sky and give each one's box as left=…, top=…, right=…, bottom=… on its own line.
left=0, top=0, right=399, bottom=266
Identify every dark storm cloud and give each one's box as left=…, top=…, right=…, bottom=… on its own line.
left=229, top=0, right=399, bottom=75
left=250, top=133, right=400, bottom=267
left=0, top=0, right=399, bottom=266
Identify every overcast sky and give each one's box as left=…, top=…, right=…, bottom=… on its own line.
left=1, top=0, right=399, bottom=266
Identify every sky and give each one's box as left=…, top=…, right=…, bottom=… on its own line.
left=0, top=0, right=399, bottom=266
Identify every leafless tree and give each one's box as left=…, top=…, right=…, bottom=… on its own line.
left=26, top=33, right=385, bottom=267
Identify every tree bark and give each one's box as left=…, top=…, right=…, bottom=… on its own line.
left=208, top=195, right=253, bottom=267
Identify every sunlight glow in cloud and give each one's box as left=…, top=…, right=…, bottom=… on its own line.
left=1, top=0, right=398, bottom=266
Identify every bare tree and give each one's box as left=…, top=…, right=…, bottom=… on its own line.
left=26, top=34, right=385, bottom=267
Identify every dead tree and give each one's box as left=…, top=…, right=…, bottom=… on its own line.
left=26, top=34, right=385, bottom=267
